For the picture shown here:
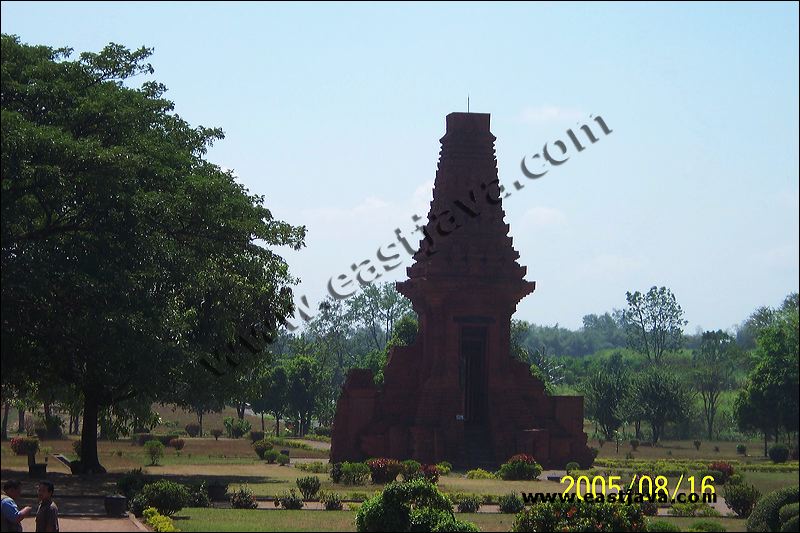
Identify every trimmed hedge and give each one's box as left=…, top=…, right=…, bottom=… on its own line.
left=746, top=485, right=799, bottom=532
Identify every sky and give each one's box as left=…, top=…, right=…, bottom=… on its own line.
left=2, top=1, right=798, bottom=332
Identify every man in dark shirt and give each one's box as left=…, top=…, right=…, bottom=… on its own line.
left=34, top=481, right=58, bottom=533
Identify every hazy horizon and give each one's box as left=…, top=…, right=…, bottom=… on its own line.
left=2, top=1, right=798, bottom=332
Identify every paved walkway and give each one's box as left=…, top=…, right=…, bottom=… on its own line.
left=21, top=517, right=143, bottom=532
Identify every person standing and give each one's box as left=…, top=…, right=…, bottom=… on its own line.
left=1, top=480, right=32, bottom=533
left=34, top=481, right=58, bottom=533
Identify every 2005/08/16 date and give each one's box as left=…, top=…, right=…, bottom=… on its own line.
left=561, top=474, right=716, bottom=499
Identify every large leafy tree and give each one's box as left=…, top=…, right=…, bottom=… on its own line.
left=581, top=357, right=629, bottom=440
left=735, top=302, right=799, bottom=455
left=633, top=368, right=693, bottom=443
left=622, top=286, right=687, bottom=364
left=1, top=35, right=305, bottom=471
left=692, top=330, right=739, bottom=439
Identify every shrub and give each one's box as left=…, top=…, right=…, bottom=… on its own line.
left=779, top=502, right=799, bottom=524
left=321, top=491, right=344, bottom=510
left=457, top=495, right=481, bottom=513
left=263, top=449, right=279, bottom=464
left=768, top=444, right=790, bottom=464
left=137, top=480, right=190, bottom=516
left=782, top=515, right=799, bottom=533
left=223, top=416, right=252, bottom=439
left=366, top=458, right=403, bottom=484
left=253, top=439, right=274, bottom=460
left=565, top=461, right=580, bottom=474
left=210, top=429, right=223, bottom=440
left=640, top=499, right=658, bottom=516
left=630, top=439, right=640, bottom=451
left=512, top=499, right=648, bottom=532
left=132, top=433, right=155, bottom=446
left=155, top=434, right=181, bottom=446
left=9, top=436, right=39, bottom=458
left=647, top=520, right=681, bottom=532
left=184, top=423, right=201, bottom=438
left=497, top=455, right=542, bottom=481
left=408, top=507, right=480, bottom=532
left=355, top=478, right=473, bottom=532
left=708, top=461, right=735, bottom=483
left=144, top=440, right=165, bottom=466
left=670, top=501, right=721, bottom=517
left=466, top=468, right=496, bottom=479
left=250, top=430, right=265, bottom=442
left=724, top=482, right=761, bottom=518
left=737, top=444, right=747, bottom=455
left=498, top=492, right=525, bottom=514
left=401, top=459, right=422, bottom=480
left=746, top=485, right=799, bottom=532
left=276, top=488, right=304, bottom=510
left=694, top=440, right=702, bottom=450
left=688, top=520, right=727, bottom=532
left=347, top=491, right=370, bottom=502
left=330, top=462, right=344, bottom=483
left=117, top=468, right=149, bottom=499
left=186, top=482, right=211, bottom=508
left=421, top=464, right=440, bottom=484
left=296, top=461, right=329, bottom=473
left=168, top=438, right=185, bottom=451
left=296, top=476, right=321, bottom=499
left=142, top=507, right=179, bottom=533
left=277, top=453, right=290, bottom=466
left=229, top=486, right=258, bottom=509
left=341, top=462, right=370, bottom=485
left=436, top=461, right=452, bottom=476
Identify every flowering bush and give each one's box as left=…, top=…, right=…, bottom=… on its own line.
left=466, top=468, right=496, bottom=479
left=421, top=464, right=439, bottom=484
left=707, top=461, right=735, bottom=483
left=366, top=458, right=403, bottom=484
left=210, top=429, right=223, bottom=440
left=497, top=455, right=543, bottom=481
left=184, top=423, right=200, bottom=437
left=10, top=436, right=39, bottom=457
left=401, top=459, right=422, bottom=480
left=168, top=438, right=185, bottom=451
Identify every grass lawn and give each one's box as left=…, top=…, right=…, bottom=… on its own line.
left=172, top=508, right=749, bottom=532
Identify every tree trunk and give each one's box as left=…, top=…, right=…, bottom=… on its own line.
left=80, top=397, right=107, bottom=474
left=764, top=432, right=768, bottom=457
left=17, top=408, right=25, bottom=433
left=273, top=412, right=280, bottom=436
left=261, top=413, right=265, bottom=432
left=237, top=403, right=246, bottom=419
left=197, top=412, right=204, bottom=437
left=1, top=402, right=9, bottom=440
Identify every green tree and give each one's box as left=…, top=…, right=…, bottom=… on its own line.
left=251, top=366, right=289, bottom=435
left=581, top=360, right=629, bottom=440
left=633, top=368, right=693, bottom=443
left=1, top=36, right=304, bottom=471
left=735, top=303, right=799, bottom=456
left=622, top=286, right=687, bottom=364
left=286, top=355, right=324, bottom=436
left=693, top=330, right=739, bottom=440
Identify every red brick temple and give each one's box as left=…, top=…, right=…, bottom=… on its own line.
left=330, top=112, right=594, bottom=468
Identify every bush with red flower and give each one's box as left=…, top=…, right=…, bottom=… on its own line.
left=168, top=438, right=185, bottom=451
left=421, top=464, right=439, bottom=484
left=497, top=454, right=543, bottom=481
left=708, top=461, right=735, bottom=483
left=10, top=436, right=40, bottom=466
left=366, top=458, right=403, bottom=484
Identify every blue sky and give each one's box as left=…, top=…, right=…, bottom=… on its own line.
left=2, top=1, right=798, bottom=331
